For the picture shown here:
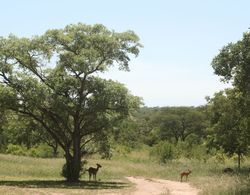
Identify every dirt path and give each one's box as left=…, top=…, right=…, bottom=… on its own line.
left=126, top=176, right=201, bottom=195
left=0, top=177, right=201, bottom=195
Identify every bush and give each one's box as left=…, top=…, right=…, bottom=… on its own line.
left=115, top=144, right=132, bottom=156
left=6, top=143, right=58, bottom=158
left=28, top=144, right=55, bottom=158
left=6, top=144, right=27, bottom=156
left=175, top=141, right=209, bottom=160
left=209, top=153, right=227, bottom=164
left=98, top=139, right=113, bottom=160
left=61, top=159, right=87, bottom=180
left=190, top=144, right=208, bottom=160
left=185, top=134, right=200, bottom=146
left=150, top=141, right=176, bottom=163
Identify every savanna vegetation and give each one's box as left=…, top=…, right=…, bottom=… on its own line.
left=0, top=23, right=249, bottom=194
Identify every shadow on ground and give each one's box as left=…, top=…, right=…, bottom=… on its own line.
left=0, top=180, right=130, bottom=190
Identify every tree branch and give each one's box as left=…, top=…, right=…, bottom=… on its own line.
left=80, top=136, right=96, bottom=149
left=15, top=108, right=66, bottom=151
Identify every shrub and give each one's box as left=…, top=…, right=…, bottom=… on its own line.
left=6, top=144, right=27, bottom=156
left=6, top=143, right=59, bottom=158
left=115, top=144, right=132, bottom=156
left=28, top=144, right=55, bottom=158
left=175, top=141, right=209, bottom=160
left=61, top=159, right=87, bottom=180
left=209, top=153, right=226, bottom=164
left=98, top=139, right=113, bottom=160
left=150, top=141, right=176, bottom=163
left=190, top=144, right=208, bottom=160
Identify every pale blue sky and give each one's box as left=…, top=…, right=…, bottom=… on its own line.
left=0, top=0, right=248, bottom=107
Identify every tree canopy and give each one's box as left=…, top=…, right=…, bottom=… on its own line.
left=211, top=31, right=250, bottom=168
left=150, top=107, right=207, bottom=143
left=212, top=32, right=250, bottom=115
left=207, top=89, right=250, bottom=169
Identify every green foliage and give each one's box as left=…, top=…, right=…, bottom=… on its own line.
left=231, top=154, right=246, bottom=164
left=6, top=144, right=27, bottom=156
left=61, top=159, right=87, bottom=180
left=212, top=32, right=250, bottom=100
left=61, top=163, right=70, bottom=180
left=0, top=23, right=142, bottom=182
left=28, top=144, right=57, bottom=158
left=5, top=143, right=62, bottom=158
left=144, top=128, right=160, bottom=146
left=211, top=31, right=250, bottom=169
left=98, top=137, right=113, bottom=160
left=2, top=114, right=41, bottom=148
left=174, top=141, right=207, bottom=160
left=149, top=106, right=208, bottom=143
left=114, top=144, right=132, bottom=156
left=150, top=141, right=176, bottom=163
left=209, top=153, right=227, bottom=164
left=111, top=119, right=141, bottom=148
left=207, top=88, right=250, bottom=168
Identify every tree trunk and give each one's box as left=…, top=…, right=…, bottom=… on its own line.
left=62, top=114, right=82, bottom=182
left=73, top=133, right=81, bottom=181
left=52, top=142, right=58, bottom=157
left=237, top=152, right=241, bottom=170
left=64, top=146, right=81, bottom=182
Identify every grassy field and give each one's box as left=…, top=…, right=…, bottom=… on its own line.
left=0, top=147, right=249, bottom=194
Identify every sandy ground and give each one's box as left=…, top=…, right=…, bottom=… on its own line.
left=126, top=176, right=201, bottom=195
left=0, top=177, right=201, bottom=195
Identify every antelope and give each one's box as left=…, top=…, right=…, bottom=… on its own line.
left=180, top=169, right=192, bottom=182
left=86, top=163, right=102, bottom=181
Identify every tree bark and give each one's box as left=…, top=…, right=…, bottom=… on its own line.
left=237, top=152, right=241, bottom=170
left=72, top=132, right=81, bottom=182
left=63, top=121, right=82, bottom=182
left=52, top=142, right=58, bottom=157
left=64, top=148, right=81, bottom=182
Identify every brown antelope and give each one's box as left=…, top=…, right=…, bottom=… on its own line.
left=86, top=163, right=102, bottom=181
left=180, top=169, right=192, bottom=182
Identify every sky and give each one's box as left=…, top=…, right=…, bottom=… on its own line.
left=0, top=0, right=249, bottom=107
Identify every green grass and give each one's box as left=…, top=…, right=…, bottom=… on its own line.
left=0, top=154, right=64, bottom=180
left=0, top=147, right=249, bottom=194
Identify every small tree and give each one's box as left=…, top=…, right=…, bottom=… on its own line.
left=0, top=23, right=142, bottom=182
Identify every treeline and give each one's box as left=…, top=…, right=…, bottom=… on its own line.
left=1, top=97, right=248, bottom=169
left=111, top=97, right=249, bottom=168
left=111, top=106, right=207, bottom=146
left=0, top=105, right=210, bottom=158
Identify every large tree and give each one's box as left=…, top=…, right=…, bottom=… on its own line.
left=0, top=23, right=142, bottom=182
left=151, top=107, right=207, bottom=143
left=212, top=31, right=250, bottom=115
left=211, top=31, right=250, bottom=168
left=206, top=89, right=249, bottom=169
